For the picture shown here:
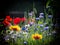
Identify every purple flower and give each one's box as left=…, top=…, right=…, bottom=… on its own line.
left=29, top=22, right=34, bottom=26
left=44, top=26, right=49, bottom=30
left=35, top=17, right=40, bottom=20
left=4, top=35, right=10, bottom=41
left=48, top=15, right=53, bottom=18
left=40, top=24, right=44, bottom=27
left=39, top=16, right=44, bottom=18
left=39, top=13, right=44, bottom=16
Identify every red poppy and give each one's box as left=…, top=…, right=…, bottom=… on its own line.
left=21, top=17, right=26, bottom=22
left=5, top=16, right=12, bottom=22
left=6, top=16, right=10, bottom=19
left=3, top=20, right=10, bottom=26
left=13, top=17, right=21, bottom=25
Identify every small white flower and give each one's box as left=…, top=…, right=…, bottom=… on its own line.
left=27, top=24, right=30, bottom=27
left=9, top=30, right=14, bottom=34
left=23, top=32, right=28, bottom=35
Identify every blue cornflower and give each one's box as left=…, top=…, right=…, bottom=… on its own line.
left=22, top=27, right=26, bottom=31
left=39, top=15, right=44, bottom=18
left=35, top=17, right=40, bottom=20
left=39, top=13, right=44, bottom=16
left=40, top=24, right=44, bottom=27
left=44, top=26, right=49, bottom=30
left=48, top=15, right=53, bottom=18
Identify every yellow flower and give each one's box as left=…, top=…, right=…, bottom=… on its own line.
left=32, top=33, right=42, bottom=40
left=9, top=25, right=21, bottom=31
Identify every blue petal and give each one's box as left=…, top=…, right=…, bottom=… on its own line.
left=39, top=16, right=44, bottom=18
left=44, top=27, right=49, bottom=30
left=22, top=27, right=26, bottom=30
left=35, top=18, right=40, bottom=20
left=48, top=15, right=53, bottom=18
left=39, top=13, right=44, bottom=16
left=40, top=24, right=44, bottom=27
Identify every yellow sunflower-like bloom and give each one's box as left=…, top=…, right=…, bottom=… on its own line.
left=9, top=25, right=21, bottom=31
left=32, top=33, right=42, bottom=40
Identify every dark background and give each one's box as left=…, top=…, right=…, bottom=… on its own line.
left=0, top=0, right=60, bottom=45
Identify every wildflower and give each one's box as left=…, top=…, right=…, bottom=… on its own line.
left=35, top=17, right=40, bottom=20
left=21, top=17, right=26, bottom=22
left=29, top=22, right=34, bottom=26
left=22, top=27, right=26, bottom=31
left=39, top=13, right=44, bottom=16
left=32, top=33, right=42, bottom=40
left=39, top=16, right=44, bottom=18
left=9, top=25, right=21, bottom=31
left=4, top=35, right=10, bottom=41
left=48, top=15, right=53, bottom=18
left=40, top=24, right=44, bottom=27
left=3, top=16, right=12, bottom=26
left=44, top=26, right=49, bottom=30
left=9, top=30, right=14, bottom=34
left=3, top=20, right=11, bottom=26
left=5, top=15, right=12, bottom=22
left=25, top=24, right=30, bottom=28
left=13, top=17, right=21, bottom=25
left=24, top=41, right=27, bottom=45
